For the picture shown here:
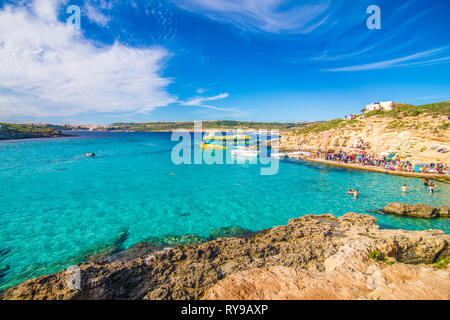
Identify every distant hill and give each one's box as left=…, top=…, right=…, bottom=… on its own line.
left=108, top=120, right=316, bottom=131
left=0, top=123, right=64, bottom=140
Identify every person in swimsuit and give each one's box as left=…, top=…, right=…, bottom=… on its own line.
left=424, top=178, right=429, bottom=187
left=401, top=184, right=408, bottom=192
left=429, top=182, right=435, bottom=194
left=354, top=189, right=359, bottom=198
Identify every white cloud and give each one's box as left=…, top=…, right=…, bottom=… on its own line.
left=324, top=48, right=449, bottom=72
left=171, top=0, right=331, bottom=34
left=33, top=0, right=65, bottom=22
left=85, top=3, right=110, bottom=26
left=178, top=92, right=249, bottom=117
left=182, top=93, right=231, bottom=110
left=0, top=1, right=175, bottom=120
left=196, top=88, right=207, bottom=94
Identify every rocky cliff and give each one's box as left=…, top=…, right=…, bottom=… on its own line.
left=1, top=213, right=449, bottom=300
left=278, top=104, right=450, bottom=164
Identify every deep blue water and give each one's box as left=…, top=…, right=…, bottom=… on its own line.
left=0, top=131, right=448, bottom=290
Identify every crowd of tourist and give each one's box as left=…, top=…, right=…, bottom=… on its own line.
left=309, top=150, right=449, bottom=175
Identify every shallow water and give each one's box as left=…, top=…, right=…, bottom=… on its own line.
left=0, top=131, right=449, bottom=290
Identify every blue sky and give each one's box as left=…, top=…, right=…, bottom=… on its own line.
left=0, top=0, right=449, bottom=124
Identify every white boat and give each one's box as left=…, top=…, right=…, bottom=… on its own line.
left=270, top=151, right=287, bottom=158
left=232, top=146, right=259, bottom=157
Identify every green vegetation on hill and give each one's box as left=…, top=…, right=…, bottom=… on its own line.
left=0, top=123, right=63, bottom=140
left=362, top=101, right=450, bottom=118
left=295, top=101, right=450, bottom=135
left=0, top=123, right=55, bottom=134
left=295, top=119, right=343, bottom=134
left=109, top=120, right=313, bottom=131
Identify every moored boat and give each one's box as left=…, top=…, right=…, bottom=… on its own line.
left=232, top=146, right=259, bottom=157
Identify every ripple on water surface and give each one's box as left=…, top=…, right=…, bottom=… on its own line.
left=0, top=132, right=449, bottom=290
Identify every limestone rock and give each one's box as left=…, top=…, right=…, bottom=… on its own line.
left=278, top=114, right=450, bottom=165
left=383, top=203, right=440, bottom=218
left=438, top=206, right=449, bottom=218
left=1, top=213, right=449, bottom=300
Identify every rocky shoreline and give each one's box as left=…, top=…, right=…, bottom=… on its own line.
left=383, top=203, right=449, bottom=219
left=0, top=131, right=71, bottom=140
left=1, top=212, right=449, bottom=300
left=303, top=158, right=450, bottom=183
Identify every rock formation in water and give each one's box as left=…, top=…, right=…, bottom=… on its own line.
left=1, top=213, right=449, bottom=300
left=383, top=203, right=449, bottom=218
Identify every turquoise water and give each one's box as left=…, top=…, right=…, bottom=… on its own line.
left=0, top=131, right=449, bottom=290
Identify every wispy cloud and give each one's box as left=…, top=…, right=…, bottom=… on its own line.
left=411, top=93, right=450, bottom=101
left=0, top=1, right=175, bottom=121
left=181, top=93, right=232, bottom=110
left=85, top=3, right=110, bottom=26
left=312, top=4, right=445, bottom=65
left=323, top=48, right=449, bottom=72
left=171, top=0, right=332, bottom=34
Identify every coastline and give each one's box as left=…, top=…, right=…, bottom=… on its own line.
left=299, top=157, right=450, bottom=183
left=2, top=212, right=448, bottom=300
left=0, top=133, right=74, bottom=141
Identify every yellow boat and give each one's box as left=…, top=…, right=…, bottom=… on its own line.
left=201, top=144, right=227, bottom=150
left=203, top=135, right=250, bottom=141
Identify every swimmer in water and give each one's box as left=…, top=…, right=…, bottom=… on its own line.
left=348, top=189, right=354, bottom=195
left=353, top=189, right=359, bottom=198
left=424, top=178, right=429, bottom=187
left=401, top=184, right=408, bottom=192
left=429, top=182, right=435, bottom=194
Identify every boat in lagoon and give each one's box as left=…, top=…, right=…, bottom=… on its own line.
left=201, top=143, right=227, bottom=150
left=270, top=151, right=287, bottom=159
left=232, top=146, right=259, bottom=157
left=203, top=132, right=250, bottom=141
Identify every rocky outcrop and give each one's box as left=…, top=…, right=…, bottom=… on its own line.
left=1, top=213, right=449, bottom=300
left=209, top=226, right=255, bottom=240
left=383, top=203, right=448, bottom=218
left=204, top=262, right=449, bottom=300
left=0, top=130, right=67, bottom=140
left=278, top=115, right=450, bottom=165
left=438, top=206, right=450, bottom=218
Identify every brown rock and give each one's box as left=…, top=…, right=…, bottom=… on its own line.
left=438, top=206, right=449, bottom=218
left=383, top=203, right=439, bottom=218
left=1, top=213, right=449, bottom=300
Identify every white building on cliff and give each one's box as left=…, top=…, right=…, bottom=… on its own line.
left=365, top=101, right=394, bottom=112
